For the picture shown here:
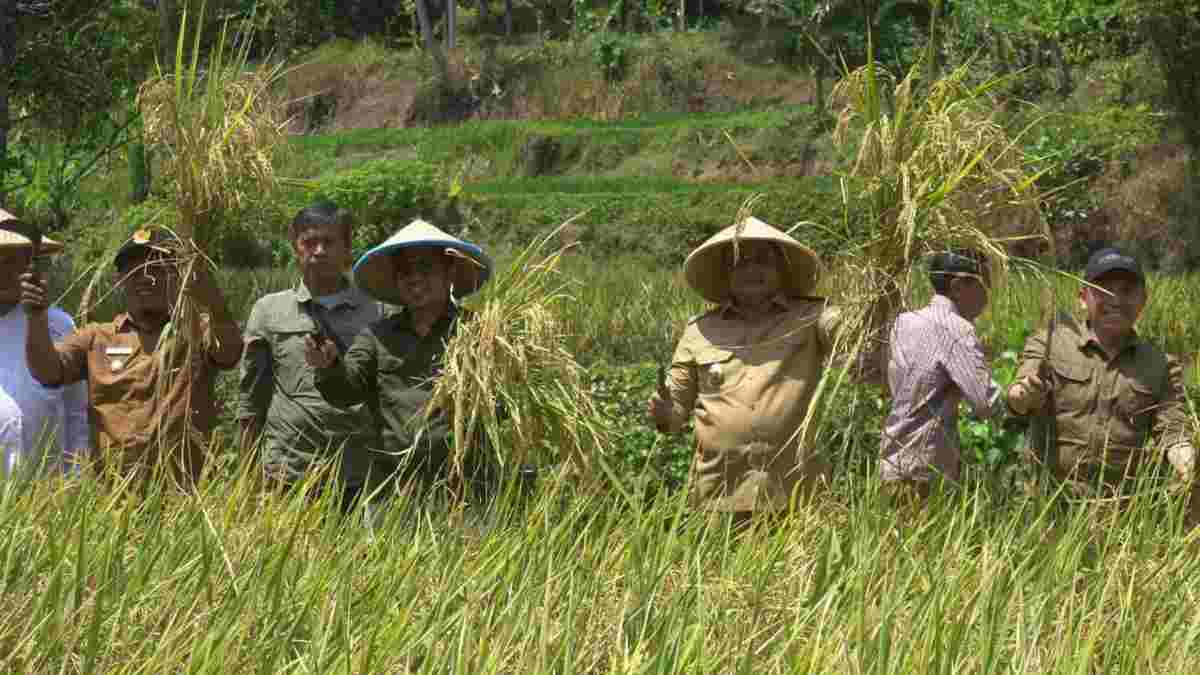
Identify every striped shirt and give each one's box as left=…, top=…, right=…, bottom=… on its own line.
left=881, top=294, right=1001, bottom=483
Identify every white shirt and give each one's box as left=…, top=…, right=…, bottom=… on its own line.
left=0, top=307, right=90, bottom=476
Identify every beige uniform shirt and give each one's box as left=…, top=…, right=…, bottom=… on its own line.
left=665, top=296, right=840, bottom=512
left=1015, top=317, right=1192, bottom=489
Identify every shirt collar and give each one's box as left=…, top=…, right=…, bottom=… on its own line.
left=717, top=293, right=792, bottom=319
left=295, top=276, right=356, bottom=308
left=114, top=312, right=137, bottom=332
left=1078, top=321, right=1140, bottom=357
left=930, top=294, right=957, bottom=311
left=395, top=302, right=459, bottom=330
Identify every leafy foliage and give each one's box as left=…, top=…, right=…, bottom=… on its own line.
left=310, top=158, right=444, bottom=253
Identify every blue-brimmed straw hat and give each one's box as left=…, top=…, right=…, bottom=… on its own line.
left=353, top=219, right=492, bottom=304
left=684, top=216, right=820, bottom=303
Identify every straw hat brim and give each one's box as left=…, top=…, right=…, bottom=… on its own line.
left=683, top=218, right=821, bottom=303
left=0, top=230, right=65, bottom=255
left=353, top=223, right=492, bottom=305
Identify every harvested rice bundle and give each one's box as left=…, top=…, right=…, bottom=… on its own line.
left=425, top=224, right=613, bottom=487
left=824, top=59, right=1047, bottom=348
left=78, top=9, right=287, bottom=462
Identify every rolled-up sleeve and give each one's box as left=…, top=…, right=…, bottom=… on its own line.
left=664, top=332, right=699, bottom=433
left=237, top=301, right=273, bottom=424
left=54, top=326, right=95, bottom=386
left=1154, top=355, right=1194, bottom=452
left=944, top=323, right=998, bottom=419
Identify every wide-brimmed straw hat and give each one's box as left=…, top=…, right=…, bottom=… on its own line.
left=683, top=216, right=821, bottom=303
left=353, top=219, right=492, bottom=305
left=0, top=208, right=64, bottom=255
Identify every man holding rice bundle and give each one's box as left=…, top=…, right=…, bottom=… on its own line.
left=646, top=217, right=842, bottom=521
left=22, top=227, right=242, bottom=486
left=1007, top=247, right=1198, bottom=514
left=880, top=250, right=1004, bottom=505
left=0, top=208, right=89, bottom=477
left=307, top=219, right=492, bottom=498
left=239, top=202, right=383, bottom=510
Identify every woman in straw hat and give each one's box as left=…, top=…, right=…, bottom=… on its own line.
left=647, top=216, right=840, bottom=522
left=308, top=219, right=492, bottom=499
left=0, top=208, right=89, bottom=477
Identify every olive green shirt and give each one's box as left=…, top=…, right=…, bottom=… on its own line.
left=1013, top=316, right=1192, bottom=487
left=238, top=281, right=384, bottom=485
left=666, top=296, right=840, bottom=512
left=313, top=306, right=460, bottom=475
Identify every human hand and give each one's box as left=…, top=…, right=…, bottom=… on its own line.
left=646, top=365, right=674, bottom=431
left=183, top=262, right=225, bottom=310
left=1007, top=374, right=1048, bottom=415
left=19, top=271, right=49, bottom=314
left=304, top=334, right=338, bottom=369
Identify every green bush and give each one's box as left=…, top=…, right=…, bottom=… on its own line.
left=311, top=158, right=445, bottom=252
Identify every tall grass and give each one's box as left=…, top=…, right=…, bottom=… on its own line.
left=6, top=457, right=1200, bottom=672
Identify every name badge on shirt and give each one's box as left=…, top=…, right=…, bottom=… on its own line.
left=106, top=346, right=133, bottom=371
left=706, top=362, right=722, bottom=387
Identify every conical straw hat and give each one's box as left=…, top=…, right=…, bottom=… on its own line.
left=683, top=216, right=820, bottom=303
left=353, top=219, right=492, bottom=305
left=0, top=208, right=63, bottom=254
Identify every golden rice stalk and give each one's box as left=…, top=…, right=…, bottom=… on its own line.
left=108, top=6, right=287, bottom=469
left=828, top=60, right=1045, bottom=293
left=137, top=4, right=288, bottom=250
left=425, top=222, right=613, bottom=490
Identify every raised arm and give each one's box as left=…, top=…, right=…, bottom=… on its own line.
left=312, top=327, right=379, bottom=409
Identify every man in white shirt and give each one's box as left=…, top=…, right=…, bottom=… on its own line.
left=0, top=209, right=89, bottom=477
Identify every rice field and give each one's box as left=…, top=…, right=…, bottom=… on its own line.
left=7, top=247, right=1200, bottom=673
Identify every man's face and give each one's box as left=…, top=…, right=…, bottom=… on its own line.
left=728, top=241, right=784, bottom=303
left=949, top=273, right=990, bottom=322
left=393, top=247, right=452, bottom=312
left=1080, top=270, right=1146, bottom=341
left=119, top=251, right=176, bottom=316
left=0, top=248, right=31, bottom=303
left=294, top=224, right=351, bottom=283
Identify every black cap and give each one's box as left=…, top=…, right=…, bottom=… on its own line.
left=114, top=228, right=173, bottom=271
left=1084, top=247, right=1143, bottom=283
left=928, top=249, right=986, bottom=280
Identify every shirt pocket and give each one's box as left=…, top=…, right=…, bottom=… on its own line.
left=270, top=318, right=319, bottom=393
left=694, top=347, right=743, bottom=396
left=1051, top=360, right=1093, bottom=411
left=1117, top=379, right=1158, bottom=427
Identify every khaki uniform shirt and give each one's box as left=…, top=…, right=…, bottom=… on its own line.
left=1015, top=317, right=1192, bottom=488
left=665, top=296, right=840, bottom=512
left=55, top=313, right=241, bottom=484
left=238, top=281, right=384, bottom=485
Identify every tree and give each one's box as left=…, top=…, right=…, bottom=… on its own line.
left=2, top=1, right=156, bottom=225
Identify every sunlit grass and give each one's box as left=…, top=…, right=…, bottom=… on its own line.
left=5, top=456, right=1200, bottom=672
